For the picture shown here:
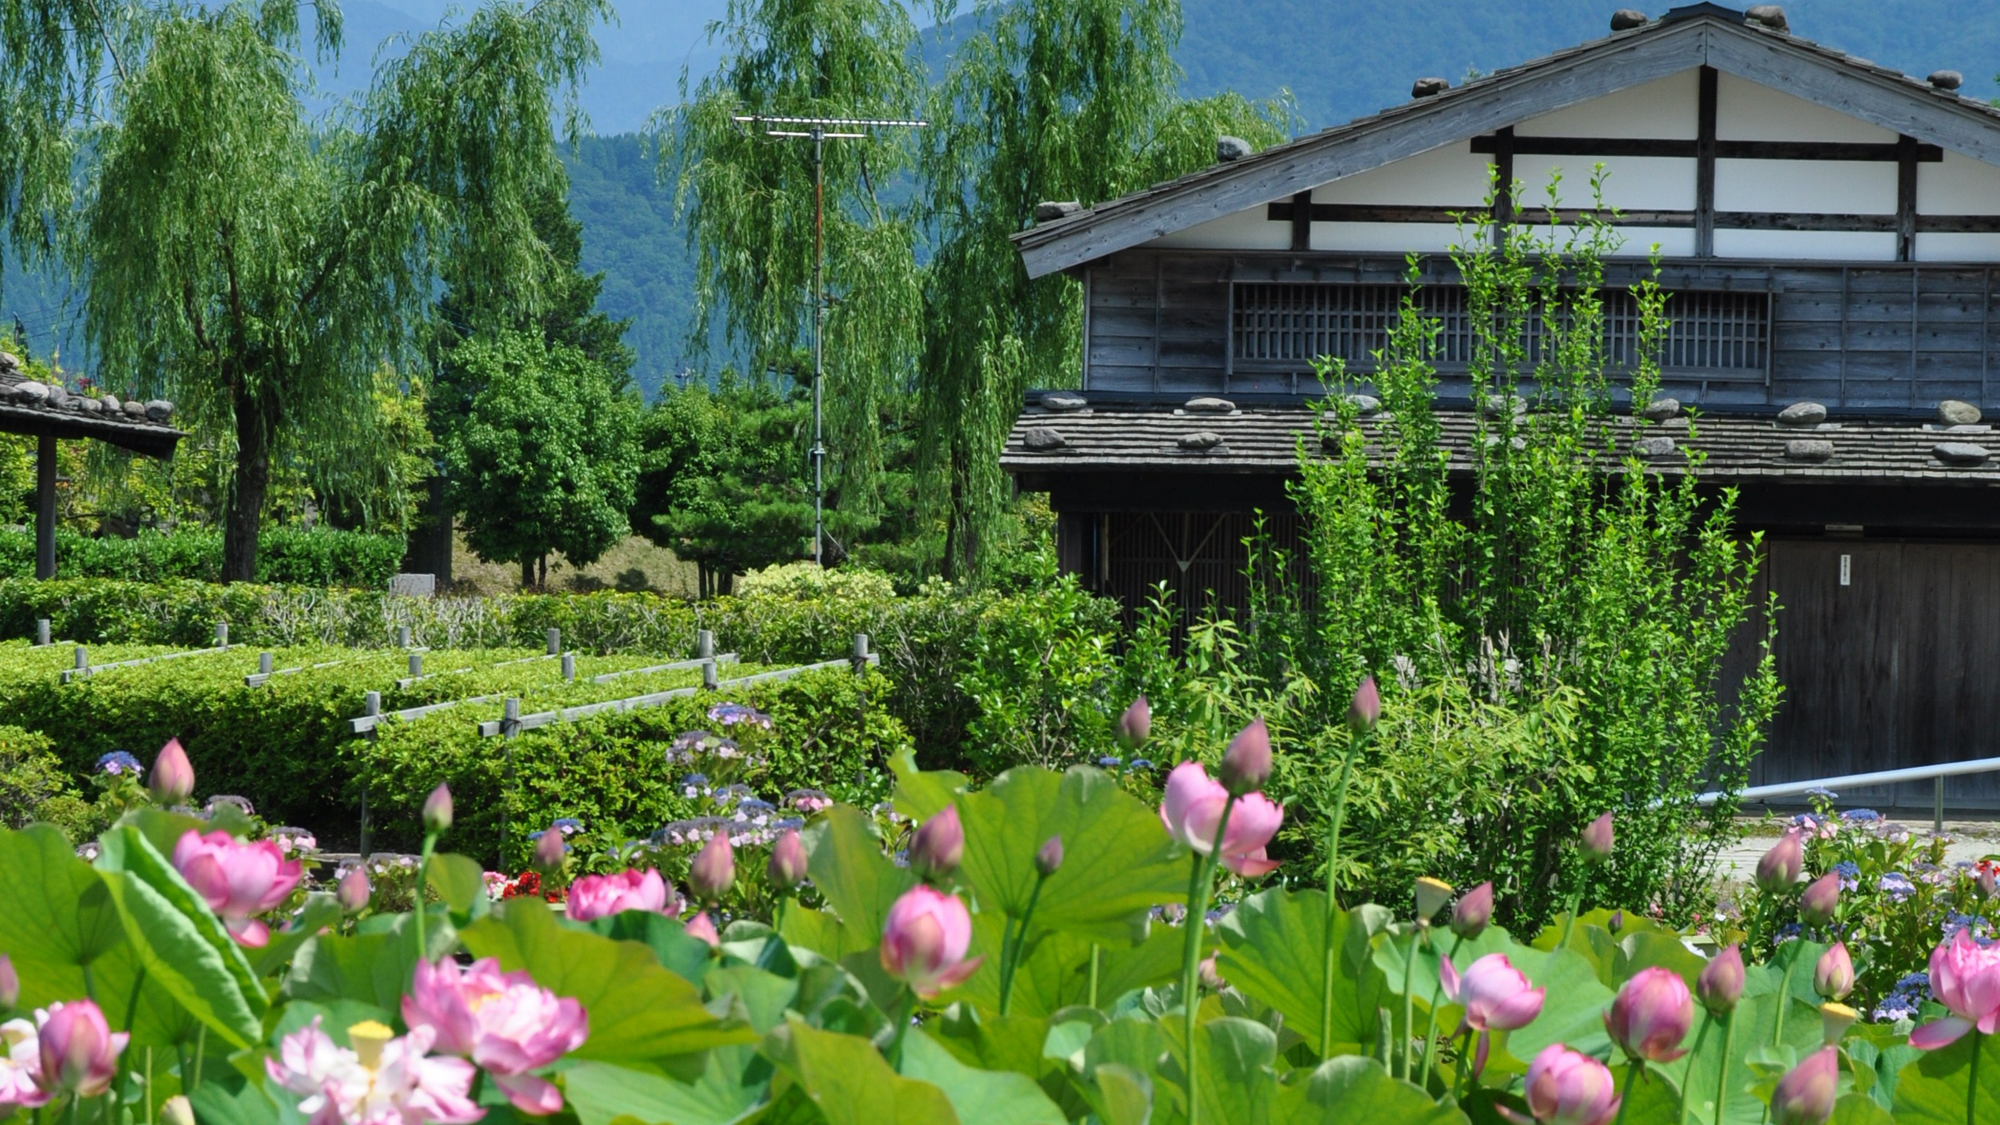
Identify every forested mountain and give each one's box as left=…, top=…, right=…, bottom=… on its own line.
left=8, top=0, right=2000, bottom=397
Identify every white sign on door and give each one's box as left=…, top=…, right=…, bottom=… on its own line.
left=1840, top=554, right=1851, bottom=586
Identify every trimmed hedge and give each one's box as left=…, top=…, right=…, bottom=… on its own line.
left=0, top=527, right=405, bottom=586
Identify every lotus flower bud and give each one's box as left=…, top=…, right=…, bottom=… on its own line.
left=880, top=885, right=983, bottom=998
left=1979, top=867, right=1998, bottom=900
left=1347, top=676, right=1380, bottom=735
left=1814, top=942, right=1854, bottom=1000
left=1604, top=966, right=1694, bottom=1063
left=1220, top=718, right=1272, bottom=795
left=149, top=738, right=195, bottom=805
left=1117, top=696, right=1151, bottom=749
left=685, top=912, right=720, bottom=948
left=38, top=999, right=128, bottom=1096
left=768, top=829, right=808, bottom=891
left=161, top=1095, right=195, bottom=1125
left=1800, top=872, right=1840, bottom=927
left=0, top=955, right=14, bottom=1011
left=1820, top=1001, right=1858, bottom=1045
left=1414, top=876, right=1453, bottom=921
left=1035, top=835, right=1064, bottom=877
left=1697, top=945, right=1745, bottom=1015
left=1579, top=813, right=1614, bottom=865
left=688, top=832, right=735, bottom=902
left=422, top=784, right=453, bottom=833
left=336, top=868, right=371, bottom=914
left=1199, top=955, right=1225, bottom=993
left=909, top=806, right=964, bottom=883
left=1756, top=832, right=1804, bottom=893
left=1451, top=882, right=1493, bottom=939
left=1770, top=1046, right=1839, bottom=1125
left=1522, top=1045, right=1621, bottom=1125
left=1607, top=910, right=1624, bottom=935
left=532, top=826, right=567, bottom=875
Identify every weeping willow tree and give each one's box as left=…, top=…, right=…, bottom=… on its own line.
left=919, top=0, right=1291, bottom=577
left=0, top=0, right=607, bottom=580
left=656, top=0, right=927, bottom=545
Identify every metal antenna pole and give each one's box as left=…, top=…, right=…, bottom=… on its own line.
left=732, top=113, right=927, bottom=568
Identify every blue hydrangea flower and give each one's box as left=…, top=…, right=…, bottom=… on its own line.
left=1833, top=860, right=1860, bottom=892
left=551, top=817, right=583, bottom=836
left=707, top=702, right=774, bottom=730
left=97, top=751, right=143, bottom=776
left=1097, top=756, right=1123, bottom=768
left=1842, top=808, right=1882, bottom=822
left=1130, top=759, right=1155, bottom=770
left=1804, top=786, right=1839, bottom=801
left=1878, top=872, right=1916, bottom=901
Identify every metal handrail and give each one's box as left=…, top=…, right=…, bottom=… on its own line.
left=1694, top=755, right=2000, bottom=832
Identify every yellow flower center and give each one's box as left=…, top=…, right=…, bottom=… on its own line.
left=347, top=1020, right=395, bottom=1072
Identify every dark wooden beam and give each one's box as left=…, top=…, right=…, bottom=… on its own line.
left=1470, top=134, right=1944, bottom=162
left=1288, top=190, right=1312, bottom=252
left=1491, top=126, right=1515, bottom=248
left=35, top=436, right=54, bottom=580
left=1696, top=65, right=1718, bottom=257
left=1264, top=199, right=2000, bottom=233
left=1897, top=134, right=1920, bottom=261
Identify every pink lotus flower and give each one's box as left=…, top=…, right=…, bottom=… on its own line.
left=1815, top=943, right=1855, bottom=1001
left=266, top=1017, right=482, bottom=1125
left=0, top=1019, right=49, bottom=1109
left=566, top=869, right=680, bottom=923
left=402, top=959, right=588, bottom=1115
left=688, top=832, right=735, bottom=902
left=150, top=738, right=195, bottom=805
left=1159, top=761, right=1283, bottom=877
left=1440, top=953, right=1546, bottom=1033
left=1911, top=928, right=2000, bottom=1049
left=35, top=1000, right=127, bottom=1098
left=1501, top=1044, right=1620, bottom=1125
left=1769, top=1046, right=1839, bottom=1125
left=172, top=829, right=304, bottom=947
left=685, top=912, right=720, bottom=948
left=1604, top=967, right=1694, bottom=1063
left=880, top=885, right=983, bottom=999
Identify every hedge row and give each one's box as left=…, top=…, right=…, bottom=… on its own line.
left=0, top=527, right=405, bottom=586
left=0, top=577, right=1127, bottom=768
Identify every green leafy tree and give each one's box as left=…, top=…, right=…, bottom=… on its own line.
left=0, top=0, right=607, bottom=581
left=444, top=331, right=641, bottom=587
left=634, top=375, right=813, bottom=595
left=656, top=0, right=927, bottom=542
left=919, top=0, right=1293, bottom=577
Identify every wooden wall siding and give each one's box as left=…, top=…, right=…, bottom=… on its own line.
left=1752, top=539, right=2000, bottom=808
left=1086, top=250, right=2000, bottom=408
left=1068, top=510, right=1309, bottom=634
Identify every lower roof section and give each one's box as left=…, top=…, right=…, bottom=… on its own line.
left=1003, top=391, right=2000, bottom=488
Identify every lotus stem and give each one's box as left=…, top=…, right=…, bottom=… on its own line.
left=1180, top=794, right=1237, bottom=1125
left=1416, top=934, right=1464, bottom=1090
left=1713, top=1011, right=1734, bottom=1125
left=1321, top=728, right=1364, bottom=1059
left=998, top=872, right=1050, bottom=1015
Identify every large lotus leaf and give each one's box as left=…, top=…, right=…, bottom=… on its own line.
left=957, top=766, right=1187, bottom=946
left=188, top=1074, right=280, bottom=1125
left=1083, top=1017, right=1169, bottom=1084
left=956, top=911, right=1095, bottom=1019
left=460, top=899, right=757, bottom=1063
left=1831, top=1092, right=1895, bottom=1124
left=703, top=965, right=799, bottom=1035
left=899, top=1029, right=1068, bottom=1125
left=890, top=746, right=968, bottom=820
left=426, top=853, right=491, bottom=917
left=932, top=1004, right=1059, bottom=1082
left=93, top=825, right=267, bottom=1049
left=253, top=895, right=342, bottom=978
left=798, top=804, right=914, bottom=952
left=562, top=1054, right=771, bottom=1125
left=593, top=910, right=719, bottom=984
left=1218, top=890, right=1389, bottom=1056
left=1891, top=1026, right=2000, bottom=1124
left=1090, top=922, right=1187, bottom=1007
left=1278, top=1055, right=1468, bottom=1124
left=763, top=1018, right=959, bottom=1125
left=0, top=825, right=201, bottom=1048
left=283, top=916, right=425, bottom=1013
left=1158, top=1014, right=1279, bottom=1125
left=1088, top=1064, right=1152, bottom=1125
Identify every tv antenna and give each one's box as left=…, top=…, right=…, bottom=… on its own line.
left=733, top=113, right=927, bottom=566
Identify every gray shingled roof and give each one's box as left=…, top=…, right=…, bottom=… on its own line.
left=0, top=354, right=182, bottom=458
left=1003, top=398, right=2000, bottom=484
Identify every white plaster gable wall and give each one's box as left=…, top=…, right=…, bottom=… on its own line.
left=1310, top=141, right=1492, bottom=204
left=1715, top=71, right=1898, bottom=143
left=1145, top=205, right=1294, bottom=250
left=1513, top=69, right=1700, bottom=139
left=1715, top=159, right=1895, bottom=213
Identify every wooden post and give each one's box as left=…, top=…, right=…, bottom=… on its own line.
left=546, top=628, right=561, bottom=656
left=561, top=653, right=575, bottom=682
left=360, top=691, right=381, bottom=858
left=852, top=633, right=870, bottom=675
left=259, top=652, right=274, bottom=676
left=409, top=652, right=424, bottom=679
left=34, top=619, right=49, bottom=647
left=501, top=697, right=521, bottom=864
left=73, top=646, right=87, bottom=675
left=1935, top=775, right=1946, bottom=835
left=34, top=436, right=55, bottom=580
left=397, top=625, right=412, bottom=649
left=702, top=660, right=719, bottom=691
left=1695, top=66, right=1718, bottom=258
left=697, top=629, right=714, bottom=661
left=1896, top=134, right=1919, bottom=262
left=214, top=622, right=229, bottom=647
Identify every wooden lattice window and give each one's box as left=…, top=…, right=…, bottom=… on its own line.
left=1231, top=283, right=1768, bottom=379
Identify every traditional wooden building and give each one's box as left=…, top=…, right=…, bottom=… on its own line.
left=1003, top=3, right=2000, bottom=806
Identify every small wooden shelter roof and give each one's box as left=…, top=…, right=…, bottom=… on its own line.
left=1003, top=395, right=2000, bottom=486
left=1013, top=4, right=2000, bottom=278
left=0, top=355, right=182, bottom=459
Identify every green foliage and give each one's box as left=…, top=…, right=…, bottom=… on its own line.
left=445, top=330, right=642, bottom=579
left=0, top=724, right=96, bottom=836
left=0, top=526, right=404, bottom=586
